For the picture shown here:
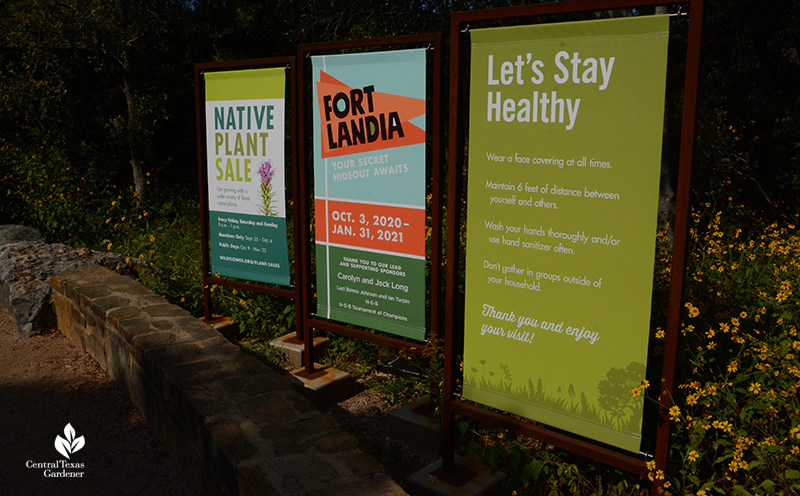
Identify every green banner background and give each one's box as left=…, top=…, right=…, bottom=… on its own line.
left=462, top=15, right=669, bottom=452
left=316, top=246, right=426, bottom=340
left=210, top=212, right=290, bottom=285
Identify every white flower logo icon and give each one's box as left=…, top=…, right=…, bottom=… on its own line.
left=54, top=423, right=85, bottom=459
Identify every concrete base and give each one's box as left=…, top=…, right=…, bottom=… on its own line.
left=200, top=315, right=240, bottom=341
left=406, top=455, right=506, bottom=496
left=287, top=363, right=352, bottom=405
left=268, top=332, right=330, bottom=369
left=388, top=394, right=440, bottom=453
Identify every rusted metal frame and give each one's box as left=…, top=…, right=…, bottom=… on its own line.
left=429, top=32, right=445, bottom=363
left=289, top=55, right=306, bottom=345
left=308, top=318, right=427, bottom=355
left=452, top=401, right=649, bottom=476
left=654, top=1, right=705, bottom=494
left=296, top=34, right=443, bottom=374
left=443, top=0, right=702, bottom=482
left=428, top=32, right=447, bottom=428
left=450, top=0, right=684, bottom=23
left=196, top=56, right=293, bottom=72
left=295, top=48, right=314, bottom=373
left=441, top=8, right=470, bottom=473
left=298, top=33, right=441, bottom=55
left=195, top=57, right=298, bottom=322
left=194, top=64, right=213, bottom=321
left=202, top=276, right=295, bottom=299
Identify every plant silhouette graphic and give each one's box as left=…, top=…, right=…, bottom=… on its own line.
left=257, top=160, right=278, bottom=216
left=54, top=423, right=85, bottom=459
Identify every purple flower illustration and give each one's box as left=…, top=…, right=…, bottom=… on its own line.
left=257, top=160, right=278, bottom=216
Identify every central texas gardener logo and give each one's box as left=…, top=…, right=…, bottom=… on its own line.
left=54, top=423, right=85, bottom=459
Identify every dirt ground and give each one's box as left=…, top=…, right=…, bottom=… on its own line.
left=0, top=307, right=437, bottom=495
left=0, top=307, right=192, bottom=496
left=320, top=387, right=438, bottom=487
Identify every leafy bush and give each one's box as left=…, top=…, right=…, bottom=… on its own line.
left=217, top=289, right=295, bottom=343
left=0, top=137, right=117, bottom=241
left=646, top=205, right=800, bottom=496
left=456, top=419, right=647, bottom=495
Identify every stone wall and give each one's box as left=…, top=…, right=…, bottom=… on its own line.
left=50, top=264, right=406, bottom=496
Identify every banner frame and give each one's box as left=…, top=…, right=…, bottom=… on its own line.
left=296, top=34, right=444, bottom=371
left=442, top=1, right=704, bottom=492
left=195, top=57, right=302, bottom=335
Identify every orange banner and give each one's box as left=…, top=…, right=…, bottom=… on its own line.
left=315, top=199, right=425, bottom=257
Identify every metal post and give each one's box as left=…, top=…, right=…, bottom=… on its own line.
left=653, top=1, right=705, bottom=494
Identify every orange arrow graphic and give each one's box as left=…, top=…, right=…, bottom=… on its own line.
left=317, top=71, right=425, bottom=158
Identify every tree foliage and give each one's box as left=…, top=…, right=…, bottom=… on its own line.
left=1, top=0, right=799, bottom=240
left=695, top=0, right=800, bottom=214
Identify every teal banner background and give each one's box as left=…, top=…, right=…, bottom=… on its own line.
left=312, top=49, right=427, bottom=340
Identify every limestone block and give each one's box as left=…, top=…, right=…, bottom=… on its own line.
left=0, top=225, right=45, bottom=246
left=104, top=329, right=132, bottom=394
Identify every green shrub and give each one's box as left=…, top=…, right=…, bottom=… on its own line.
left=646, top=206, right=800, bottom=496
left=0, top=137, right=115, bottom=241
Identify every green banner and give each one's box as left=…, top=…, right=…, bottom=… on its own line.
left=204, top=67, right=291, bottom=286
left=462, top=16, right=669, bottom=452
left=315, top=245, right=426, bottom=340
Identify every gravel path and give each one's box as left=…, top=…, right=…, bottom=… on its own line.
left=0, top=305, right=438, bottom=495
left=0, top=308, right=192, bottom=496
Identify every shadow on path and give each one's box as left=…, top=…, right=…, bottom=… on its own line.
left=0, top=308, right=193, bottom=496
